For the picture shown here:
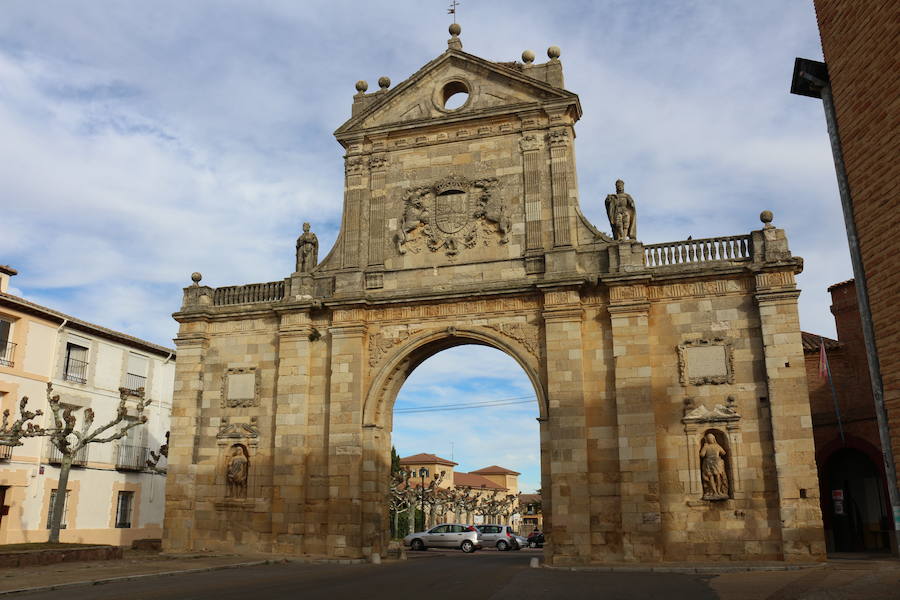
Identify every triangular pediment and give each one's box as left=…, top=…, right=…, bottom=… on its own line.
left=335, top=49, right=579, bottom=138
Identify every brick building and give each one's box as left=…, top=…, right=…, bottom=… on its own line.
left=812, top=1, right=900, bottom=489
left=805, top=280, right=890, bottom=552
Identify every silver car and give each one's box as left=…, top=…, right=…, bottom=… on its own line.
left=404, top=523, right=481, bottom=553
left=475, top=524, right=524, bottom=551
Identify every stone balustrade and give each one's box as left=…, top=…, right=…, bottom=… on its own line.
left=212, top=281, right=285, bottom=306
left=643, top=235, right=752, bottom=268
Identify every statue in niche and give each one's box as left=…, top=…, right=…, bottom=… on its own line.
left=605, top=179, right=637, bottom=240
left=225, top=444, right=249, bottom=499
left=295, top=222, right=319, bottom=272
left=699, top=432, right=729, bottom=500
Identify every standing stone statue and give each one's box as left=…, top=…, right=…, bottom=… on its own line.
left=605, top=179, right=637, bottom=240
left=699, top=433, right=729, bottom=500
left=295, top=222, right=319, bottom=272
left=226, top=444, right=249, bottom=499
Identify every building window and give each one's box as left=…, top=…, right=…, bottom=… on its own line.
left=0, top=318, right=15, bottom=367
left=115, top=491, right=134, bottom=528
left=124, top=353, right=149, bottom=395
left=63, top=343, right=88, bottom=384
left=46, top=489, right=69, bottom=529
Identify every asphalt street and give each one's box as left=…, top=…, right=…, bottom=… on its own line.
left=15, top=549, right=719, bottom=600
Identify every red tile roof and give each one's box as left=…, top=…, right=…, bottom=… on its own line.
left=470, top=465, right=520, bottom=476
left=453, top=472, right=507, bottom=490
left=827, top=279, right=854, bottom=292
left=801, top=331, right=841, bottom=354
left=399, top=453, right=458, bottom=467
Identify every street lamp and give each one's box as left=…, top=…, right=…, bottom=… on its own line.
left=418, top=467, right=428, bottom=531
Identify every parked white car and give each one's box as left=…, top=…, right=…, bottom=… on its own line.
left=475, top=524, right=525, bottom=551
left=404, top=523, right=482, bottom=553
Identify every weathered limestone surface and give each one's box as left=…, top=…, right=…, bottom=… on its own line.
left=163, top=32, right=825, bottom=564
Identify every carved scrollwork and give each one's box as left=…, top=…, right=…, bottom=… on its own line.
left=394, top=174, right=509, bottom=257
left=518, top=133, right=543, bottom=152
left=217, top=416, right=261, bottom=439
left=547, top=128, right=569, bottom=147
left=368, top=329, right=412, bottom=367
left=345, top=156, right=367, bottom=175
left=485, top=322, right=540, bottom=357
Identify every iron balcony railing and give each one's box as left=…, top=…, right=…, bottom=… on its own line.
left=116, top=444, right=149, bottom=471
left=644, top=234, right=752, bottom=268
left=123, top=373, right=147, bottom=395
left=0, top=341, right=15, bottom=367
left=63, top=357, right=88, bottom=384
left=0, top=445, right=12, bottom=460
left=47, top=442, right=88, bottom=467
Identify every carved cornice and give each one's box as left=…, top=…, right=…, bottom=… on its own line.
left=609, top=284, right=648, bottom=304
left=542, top=307, right=583, bottom=321
left=606, top=302, right=650, bottom=316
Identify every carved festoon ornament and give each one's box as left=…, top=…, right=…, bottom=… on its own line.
left=217, top=416, right=260, bottom=439
left=225, top=444, right=249, bottom=499
left=394, top=175, right=509, bottom=257
left=700, top=433, right=729, bottom=501
left=296, top=222, right=319, bottom=273
left=368, top=329, right=413, bottom=367
left=605, top=179, right=637, bottom=241
left=485, top=322, right=540, bottom=357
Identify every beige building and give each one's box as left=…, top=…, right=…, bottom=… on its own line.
left=164, top=27, right=824, bottom=564
left=0, top=267, right=174, bottom=546
left=398, top=453, right=520, bottom=526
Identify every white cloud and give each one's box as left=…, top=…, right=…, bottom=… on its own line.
left=1, top=2, right=846, bottom=480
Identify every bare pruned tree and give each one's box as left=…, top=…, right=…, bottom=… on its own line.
left=0, top=394, right=47, bottom=447
left=147, top=430, right=169, bottom=474
left=45, top=383, right=151, bottom=543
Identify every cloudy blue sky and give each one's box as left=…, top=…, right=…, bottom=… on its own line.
left=2, top=2, right=841, bottom=493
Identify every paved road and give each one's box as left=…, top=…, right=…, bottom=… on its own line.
left=16, top=549, right=718, bottom=600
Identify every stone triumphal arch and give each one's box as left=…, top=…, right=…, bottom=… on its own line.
left=164, top=27, right=825, bottom=564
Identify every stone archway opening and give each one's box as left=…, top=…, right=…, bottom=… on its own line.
left=367, top=332, right=547, bottom=557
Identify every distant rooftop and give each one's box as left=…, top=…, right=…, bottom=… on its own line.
left=801, top=331, right=841, bottom=354
left=399, top=453, right=458, bottom=467
left=470, top=465, right=521, bottom=476
left=453, top=472, right=506, bottom=490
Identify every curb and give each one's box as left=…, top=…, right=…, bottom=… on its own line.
left=542, top=562, right=827, bottom=574
left=0, top=556, right=366, bottom=596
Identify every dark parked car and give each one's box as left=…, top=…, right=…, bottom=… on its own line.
left=527, top=530, right=545, bottom=548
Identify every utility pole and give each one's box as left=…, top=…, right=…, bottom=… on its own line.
left=791, top=57, right=900, bottom=555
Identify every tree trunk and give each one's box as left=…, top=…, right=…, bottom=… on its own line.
left=393, top=508, right=399, bottom=539
left=48, top=453, right=73, bottom=544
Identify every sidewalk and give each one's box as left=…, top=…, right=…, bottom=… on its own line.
left=0, top=549, right=269, bottom=594
left=709, top=557, right=900, bottom=600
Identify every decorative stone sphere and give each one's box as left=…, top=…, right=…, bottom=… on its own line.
left=522, top=49, right=535, bottom=64
left=378, top=76, right=391, bottom=89
left=355, top=80, right=368, bottom=93
left=191, top=272, right=202, bottom=284
left=449, top=23, right=461, bottom=36
left=547, top=45, right=561, bottom=59
left=760, top=210, right=774, bottom=225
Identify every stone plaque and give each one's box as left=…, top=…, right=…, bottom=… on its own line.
left=222, top=368, right=259, bottom=408
left=678, top=339, right=734, bottom=386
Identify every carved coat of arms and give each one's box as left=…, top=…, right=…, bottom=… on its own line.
left=395, top=175, right=510, bottom=257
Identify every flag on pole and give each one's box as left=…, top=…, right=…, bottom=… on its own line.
left=818, top=337, right=829, bottom=379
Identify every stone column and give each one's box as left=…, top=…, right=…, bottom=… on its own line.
left=325, top=309, right=368, bottom=557
left=271, top=310, right=313, bottom=554
left=162, top=317, right=210, bottom=553
left=519, top=128, right=544, bottom=251
left=608, top=280, right=662, bottom=561
left=542, top=288, right=591, bottom=565
left=342, top=152, right=368, bottom=269
left=367, top=154, right=388, bottom=267
left=548, top=127, right=572, bottom=247
left=755, top=271, right=826, bottom=561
